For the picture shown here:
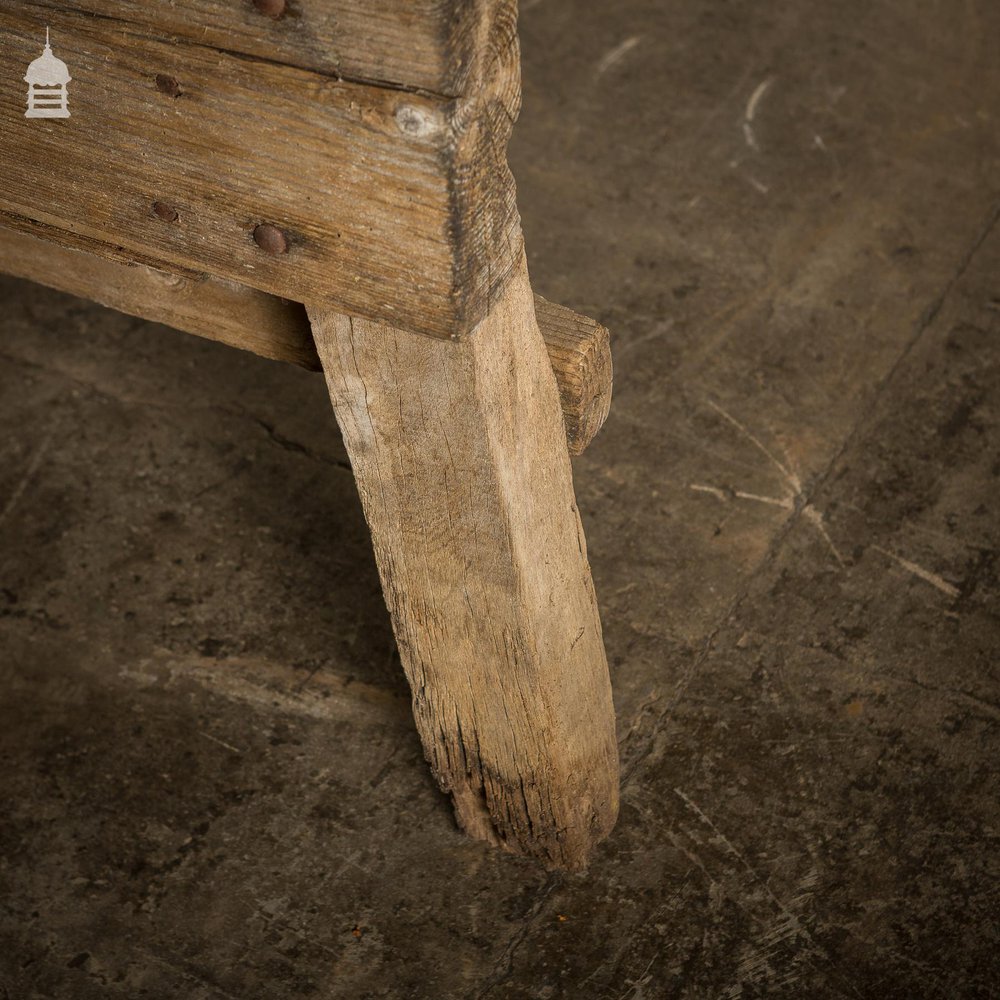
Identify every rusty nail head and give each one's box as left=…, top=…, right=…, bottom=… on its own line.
left=253, top=224, right=289, bottom=255
left=152, top=201, right=179, bottom=223
left=253, top=0, right=287, bottom=17
left=155, top=74, right=182, bottom=98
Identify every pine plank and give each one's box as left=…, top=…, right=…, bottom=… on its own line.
left=18, top=0, right=512, bottom=97
left=0, top=225, right=613, bottom=453
left=0, top=4, right=520, bottom=338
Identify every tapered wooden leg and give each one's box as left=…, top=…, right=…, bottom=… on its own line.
left=307, top=258, right=618, bottom=869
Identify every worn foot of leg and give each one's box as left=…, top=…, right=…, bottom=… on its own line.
left=308, top=259, right=618, bottom=869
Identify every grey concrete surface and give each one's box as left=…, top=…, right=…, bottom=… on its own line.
left=2, top=0, right=999, bottom=997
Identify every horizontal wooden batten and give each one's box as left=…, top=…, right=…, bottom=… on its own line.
left=18, top=0, right=510, bottom=97
left=0, top=227, right=612, bottom=454
left=538, top=299, right=613, bottom=454
left=0, top=4, right=521, bottom=339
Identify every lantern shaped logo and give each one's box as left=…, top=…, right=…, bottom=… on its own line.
left=25, top=28, right=71, bottom=119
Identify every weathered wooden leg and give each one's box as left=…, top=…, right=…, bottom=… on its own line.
left=308, top=257, right=618, bottom=869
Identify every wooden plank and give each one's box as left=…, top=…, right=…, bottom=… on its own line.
left=0, top=4, right=521, bottom=339
left=310, top=254, right=619, bottom=868
left=0, top=224, right=317, bottom=369
left=534, top=298, right=613, bottom=455
left=0, top=226, right=613, bottom=453
left=18, top=0, right=513, bottom=97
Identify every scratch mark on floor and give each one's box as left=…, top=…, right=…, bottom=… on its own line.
left=614, top=952, right=658, bottom=1000
left=692, top=405, right=852, bottom=568
left=596, top=36, right=642, bottom=77
left=883, top=672, right=1000, bottom=719
left=675, top=788, right=780, bottom=893
left=736, top=489, right=794, bottom=510
left=616, top=688, right=662, bottom=747
left=690, top=483, right=794, bottom=510
left=743, top=78, right=774, bottom=151
left=745, top=78, right=773, bottom=122
left=473, top=876, right=563, bottom=1000
left=618, top=319, right=675, bottom=356
left=872, top=545, right=960, bottom=598
left=690, top=483, right=729, bottom=502
left=0, top=432, right=52, bottom=532
left=803, top=505, right=845, bottom=566
left=667, top=792, right=861, bottom=1000
left=199, top=731, right=245, bottom=754
left=673, top=787, right=839, bottom=972
left=140, top=948, right=247, bottom=1000
left=707, top=400, right=801, bottom=493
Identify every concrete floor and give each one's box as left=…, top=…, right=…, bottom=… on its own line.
left=2, top=0, right=999, bottom=997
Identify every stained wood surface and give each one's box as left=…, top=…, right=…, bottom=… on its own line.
left=19, top=0, right=509, bottom=96
left=0, top=225, right=612, bottom=453
left=0, top=2, right=521, bottom=338
left=311, top=256, right=620, bottom=868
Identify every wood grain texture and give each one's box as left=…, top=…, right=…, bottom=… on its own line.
left=0, top=224, right=315, bottom=368
left=0, top=225, right=612, bottom=452
left=19, top=0, right=509, bottom=97
left=0, top=2, right=521, bottom=338
left=310, top=256, right=620, bottom=868
left=534, top=298, right=613, bottom=455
